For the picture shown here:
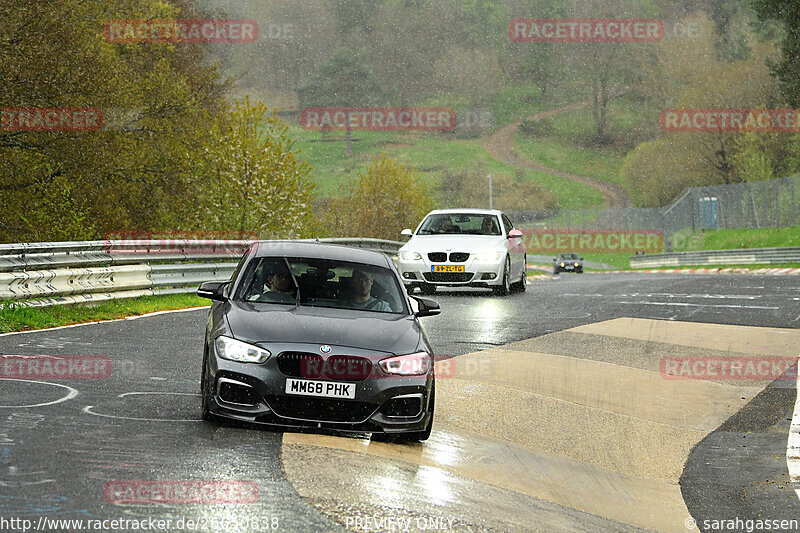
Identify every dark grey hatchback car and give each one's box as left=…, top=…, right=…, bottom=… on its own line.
left=197, top=241, right=440, bottom=441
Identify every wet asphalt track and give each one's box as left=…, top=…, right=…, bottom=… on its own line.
left=0, top=272, right=798, bottom=532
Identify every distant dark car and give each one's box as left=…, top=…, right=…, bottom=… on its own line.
left=553, top=253, right=583, bottom=274
left=197, top=241, right=439, bottom=441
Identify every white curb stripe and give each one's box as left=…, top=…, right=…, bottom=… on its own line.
left=789, top=357, right=800, bottom=501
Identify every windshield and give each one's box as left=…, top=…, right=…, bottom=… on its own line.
left=233, top=257, right=406, bottom=314
left=417, top=214, right=502, bottom=236
left=560, top=254, right=579, bottom=260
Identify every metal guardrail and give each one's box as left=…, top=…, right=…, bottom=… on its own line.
left=0, top=238, right=404, bottom=307
left=629, top=247, right=800, bottom=268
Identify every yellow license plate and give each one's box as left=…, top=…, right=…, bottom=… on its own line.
left=432, top=265, right=465, bottom=273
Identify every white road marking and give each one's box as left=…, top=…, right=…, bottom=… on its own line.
left=787, top=358, right=800, bottom=501
left=0, top=379, right=78, bottom=408
left=82, top=391, right=202, bottom=422
left=118, top=392, right=198, bottom=398
left=82, top=405, right=201, bottom=423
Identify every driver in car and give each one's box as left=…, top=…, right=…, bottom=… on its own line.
left=264, top=264, right=297, bottom=299
left=346, top=269, right=391, bottom=312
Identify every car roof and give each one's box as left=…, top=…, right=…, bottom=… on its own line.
left=251, top=241, right=390, bottom=268
left=424, top=208, right=504, bottom=216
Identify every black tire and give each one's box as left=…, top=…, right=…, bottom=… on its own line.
left=200, top=351, right=216, bottom=422
left=493, top=256, right=511, bottom=296
left=419, top=284, right=436, bottom=295
left=512, top=255, right=527, bottom=293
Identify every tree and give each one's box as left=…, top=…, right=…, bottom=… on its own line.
left=752, top=0, right=800, bottom=106
left=707, top=0, right=752, bottom=60
left=192, top=98, right=317, bottom=238
left=323, top=154, right=433, bottom=240
left=296, top=48, right=386, bottom=155
left=622, top=12, right=791, bottom=206
left=507, top=0, right=570, bottom=103
left=565, top=0, right=660, bottom=144
left=0, top=0, right=228, bottom=242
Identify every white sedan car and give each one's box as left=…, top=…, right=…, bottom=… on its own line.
left=397, top=209, right=527, bottom=296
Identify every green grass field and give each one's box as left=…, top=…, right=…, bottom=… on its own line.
left=511, top=94, right=655, bottom=193
left=670, top=226, right=800, bottom=251
left=289, top=82, right=623, bottom=209
left=514, top=134, right=625, bottom=187
left=0, top=294, right=208, bottom=333
left=292, top=126, right=604, bottom=209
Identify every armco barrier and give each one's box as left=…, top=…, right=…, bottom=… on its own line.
left=0, top=238, right=404, bottom=307
left=630, top=247, right=800, bottom=268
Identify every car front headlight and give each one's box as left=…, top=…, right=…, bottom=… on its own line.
left=574, top=262, right=579, bottom=267
left=379, top=352, right=431, bottom=376
left=560, top=262, right=565, bottom=267
left=475, top=251, right=504, bottom=262
left=400, top=251, right=422, bottom=261
left=215, top=336, right=271, bottom=364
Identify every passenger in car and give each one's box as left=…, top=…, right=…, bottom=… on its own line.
left=345, top=269, right=391, bottom=312
left=481, top=217, right=500, bottom=235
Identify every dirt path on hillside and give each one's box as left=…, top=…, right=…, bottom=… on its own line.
left=484, top=95, right=631, bottom=208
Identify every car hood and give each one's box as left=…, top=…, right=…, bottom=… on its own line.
left=400, top=235, right=507, bottom=252
left=225, top=301, right=422, bottom=355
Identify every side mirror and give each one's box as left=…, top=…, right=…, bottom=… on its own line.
left=552, top=257, right=557, bottom=262
left=401, top=229, right=413, bottom=238
left=411, top=296, right=440, bottom=318
left=579, top=257, right=584, bottom=261
left=197, top=281, right=228, bottom=301
left=508, top=229, right=523, bottom=239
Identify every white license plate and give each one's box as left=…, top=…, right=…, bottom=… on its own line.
left=285, top=378, right=356, bottom=399
left=432, top=264, right=464, bottom=273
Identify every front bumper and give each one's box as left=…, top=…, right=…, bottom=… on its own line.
left=205, top=344, right=433, bottom=434
left=554, top=264, right=583, bottom=273
left=398, top=255, right=505, bottom=288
